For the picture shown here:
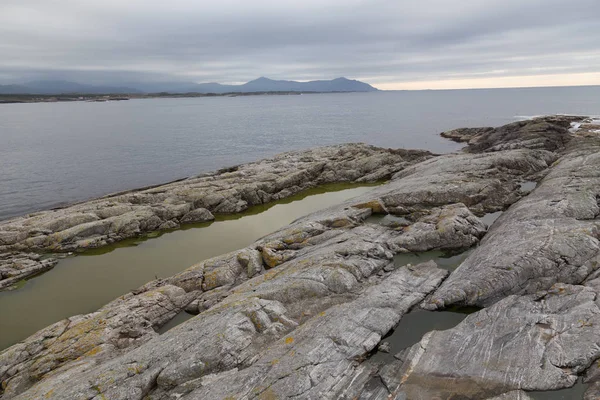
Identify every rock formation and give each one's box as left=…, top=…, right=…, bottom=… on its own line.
left=0, top=144, right=431, bottom=290
left=1, top=115, right=600, bottom=399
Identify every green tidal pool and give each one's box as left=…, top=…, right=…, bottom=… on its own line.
left=0, top=183, right=377, bottom=351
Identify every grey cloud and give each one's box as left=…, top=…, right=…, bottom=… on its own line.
left=0, top=0, right=599, bottom=86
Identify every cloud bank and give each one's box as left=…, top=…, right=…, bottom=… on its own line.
left=2, top=0, right=599, bottom=89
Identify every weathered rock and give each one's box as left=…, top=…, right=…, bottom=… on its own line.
left=3, top=158, right=504, bottom=396
left=0, top=144, right=432, bottom=290
left=0, top=252, right=57, bottom=290
left=181, top=262, right=447, bottom=400
left=373, top=284, right=600, bottom=399
left=386, top=203, right=487, bottom=253
left=0, top=284, right=195, bottom=398
left=425, top=134, right=600, bottom=309
left=10, top=261, right=447, bottom=400
left=2, top=116, right=599, bottom=399
left=179, top=208, right=214, bottom=224
left=378, top=341, right=391, bottom=353
left=441, top=126, right=495, bottom=144
left=1, top=182, right=491, bottom=399
left=0, top=144, right=431, bottom=255
left=353, top=148, right=555, bottom=217
left=441, top=115, right=582, bottom=153
left=585, top=382, right=600, bottom=400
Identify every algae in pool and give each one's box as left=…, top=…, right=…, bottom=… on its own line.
left=0, top=183, right=377, bottom=352
left=80, top=182, right=380, bottom=256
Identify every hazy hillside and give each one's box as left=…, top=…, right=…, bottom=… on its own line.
left=0, top=77, right=378, bottom=95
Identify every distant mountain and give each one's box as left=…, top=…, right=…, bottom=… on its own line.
left=188, top=77, right=378, bottom=94
left=0, top=77, right=378, bottom=95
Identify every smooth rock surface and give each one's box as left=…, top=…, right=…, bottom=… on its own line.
left=3, top=225, right=446, bottom=399
left=425, top=134, right=600, bottom=309
left=362, top=284, right=600, bottom=399
left=3, top=115, right=600, bottom=399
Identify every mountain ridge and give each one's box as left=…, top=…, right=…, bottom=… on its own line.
left=0, top=77, right=378, bottom=95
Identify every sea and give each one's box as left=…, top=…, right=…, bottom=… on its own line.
left=1, top=85, right=599, bottom=221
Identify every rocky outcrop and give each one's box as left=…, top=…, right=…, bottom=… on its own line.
left=361, top=283, right=600, bottom=399
left=3, top=115, right=600, bottom=399
left=0, top=144, right=432, bottom=290
left=182, top=262, right=447, bottom=400
left=0, top=222, right=449, bottom=399
left=0, top=253, right=57, bottom=290
left=354, top=148, right=555, bottom=217
left=440, top=115, right=583, bottom=153
left=0, top=144, right=431, bottom=254
left=425, top=134, right=600, bottom=309
left=0, top=138, right=538, bottom=398
left=0, top=188, right=494, bottom=398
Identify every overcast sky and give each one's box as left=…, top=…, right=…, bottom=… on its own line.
left=2, top=0, right=600, bottom=89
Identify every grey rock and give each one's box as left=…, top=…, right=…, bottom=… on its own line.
left=386, top=203, right=487, bottom=253
left=0, top=252, right=57, bottom=290
left=355, top=148, right=555, bottom=216
left=375, top=214, right=411, bottom=228
left=3, top=222, right=445, bottom=399
left=179, top=208, right=214, bottom=224
left=390, top=284, right=600, bottom=399
left=441, top=115, right=581, bottom=153
left=378, top=341, right=391, bottom=353
left=0, top=284, right=195, bottom=398
left=182, top=262, right=447, bottom=400
left=585, top=382, right=600, bottom=400
left=0, top=144, right=432, bottom=290
left=157, top=220, right=179, bottom=230
left=3, top=116, right=600, bottom=399
left=425, top=135, right=600, bottom=309
left=2, top=163, right=498, bottom=398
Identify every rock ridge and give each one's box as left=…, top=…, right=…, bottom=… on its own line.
left=0, top=143, right=432, bottom=290
left=2, top=115, right=600, bottom=399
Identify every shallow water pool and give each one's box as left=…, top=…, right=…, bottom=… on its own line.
left=0, top=183, right=376, bottom=351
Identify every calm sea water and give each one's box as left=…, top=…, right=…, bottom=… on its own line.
left=1, top=86, right=599, bottom=221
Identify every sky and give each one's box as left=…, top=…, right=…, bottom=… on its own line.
left=1, top=0, right=600, bottom=90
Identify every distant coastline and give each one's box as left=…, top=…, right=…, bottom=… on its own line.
left=0, top=90, right=368, bottom=104
left=0, top=76, right=378, bottom=104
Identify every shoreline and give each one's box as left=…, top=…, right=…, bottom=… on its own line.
left=2, top=115, right=600, bottom=399
left=0, top=90, right=369, bottom=105
left=0, top=183, right=379, bottom=351
left=0, top=143, right=432, bottom=290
